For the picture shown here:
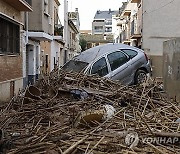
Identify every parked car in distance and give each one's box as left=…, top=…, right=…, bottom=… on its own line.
left=62, top=43, right=151, bottom=85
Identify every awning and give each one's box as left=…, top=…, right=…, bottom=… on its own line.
left=122, top=10, right=131, bottom=16
left=28, top=32, right=53, bottom=41
left=130, top=34, right=142, bottom=39
left=130, top=0, right=141, bottom=3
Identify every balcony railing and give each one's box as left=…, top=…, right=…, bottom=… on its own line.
left=121, top=30, right=127, bottom=42
left=120, top=30, right=131, bottom=44
left=117, top=19, right=123, bottom=26
left=130, top=20, right=142, bottom=39
left=94, top=29, right=103, bottom=33
left=131, top=20, right=135, bottom=36
left=105, top=30, right=112, bottom=32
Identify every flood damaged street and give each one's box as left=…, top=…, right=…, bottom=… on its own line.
left=0, top=0, right=180, bottom=153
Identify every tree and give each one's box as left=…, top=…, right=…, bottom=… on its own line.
left=79, top=36, right=87, bottom=52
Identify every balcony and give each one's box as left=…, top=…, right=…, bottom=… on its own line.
left=94, top=30, right=103, bottom=33
left=130, top=20, right=142, bottom=39
left=117, top=20, right=124, bottom=26
left=121, top=30, right=130, bottom=44
left=4, top=0, right=32, bottom=11
left=130, top=0, right=141, bottom=3
left=121, top=10, right=131, bottom=16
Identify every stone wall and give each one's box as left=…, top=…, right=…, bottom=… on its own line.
left=163, top=38, right=180, bottom=101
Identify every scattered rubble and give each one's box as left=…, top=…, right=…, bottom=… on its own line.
left=0, top=69, right=180, bottom=154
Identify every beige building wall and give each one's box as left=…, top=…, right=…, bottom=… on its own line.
left=142, top=0, right=180, bottom=77
left=28, top=0, right=53, bottom=35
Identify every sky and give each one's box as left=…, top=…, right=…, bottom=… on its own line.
left=59, top=0, right=127, bottom=30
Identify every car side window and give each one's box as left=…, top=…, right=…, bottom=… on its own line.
left=107, top=51, right=128, bottom=71
left=91, top=57, right=108, bottom=77
left=121, top=49, right=138, bottom=59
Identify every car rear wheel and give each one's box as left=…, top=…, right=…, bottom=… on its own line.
left=134, top=70, right=147, bottom=85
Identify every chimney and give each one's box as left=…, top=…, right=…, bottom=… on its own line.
left=75, top=8, right=78, bottom=12
left=97, top=10, right=100, bottom=14
left=109, top=8, right=111, bottom=14
left=119, top=8, right=121, bottom=14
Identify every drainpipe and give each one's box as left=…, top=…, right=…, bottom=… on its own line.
left=64, top=0, right=68, bottom=63
left=141, top=0, right=143, bottom=49
left=25, top=12, right=29, bottom=44
left=23, top=12, right=29, bottom=87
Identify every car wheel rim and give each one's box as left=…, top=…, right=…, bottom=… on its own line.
left=137, top=73, right=146, bottom=84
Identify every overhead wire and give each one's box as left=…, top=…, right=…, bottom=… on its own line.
left=143, top=0, right=175, bottom=15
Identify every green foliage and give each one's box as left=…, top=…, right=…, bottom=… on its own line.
left=54, top=27, right=63, bottom=36
left=79, top=36, right=87, bottom=52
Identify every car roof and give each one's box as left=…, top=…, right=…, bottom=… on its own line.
left=73, top=43, right=140, bottom=63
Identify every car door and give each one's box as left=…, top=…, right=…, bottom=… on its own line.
left=106, top=50, right=132, bottom=84
left=90, top=57, right=109, bottom=77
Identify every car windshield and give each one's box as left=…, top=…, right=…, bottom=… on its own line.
left=62, top=60, right=89, bottom=73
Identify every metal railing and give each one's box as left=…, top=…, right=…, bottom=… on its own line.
left=121, top=30, right=127, bottom=42
left=131, top=20, right=135, bottom=36
left=131, top=20, right=141, bottom=36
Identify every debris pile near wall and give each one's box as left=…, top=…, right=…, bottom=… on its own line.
left=0, top=70, right=180, bottom=154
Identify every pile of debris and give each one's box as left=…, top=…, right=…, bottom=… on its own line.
left=0, top=70, right=180, bottom=154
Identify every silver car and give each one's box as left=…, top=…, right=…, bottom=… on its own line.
left=62, top=43, right=151, bottom=85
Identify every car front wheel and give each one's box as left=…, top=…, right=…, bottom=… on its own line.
left=134, top=70, right=147, bottom=85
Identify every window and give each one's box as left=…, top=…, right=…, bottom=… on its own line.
left=94, top=26, right=103, bottom=32
left=72, top=33, right=75, bottom=41
left=121, top=49, right=138, bottom=59
left=94, top=26, right=103, bottom=30
left=25, top=0, right=32, bottom=6
left=93, top=20, right=104, bottom=22
left=91, top=57, right=108, bottom=77
left=107, top=51, right=128, bottom=71
left=0, top=17, right=20, bottom=54
left=105, top=20, right=112, bottom=25
left=105, top=27, right=112, bottom=32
